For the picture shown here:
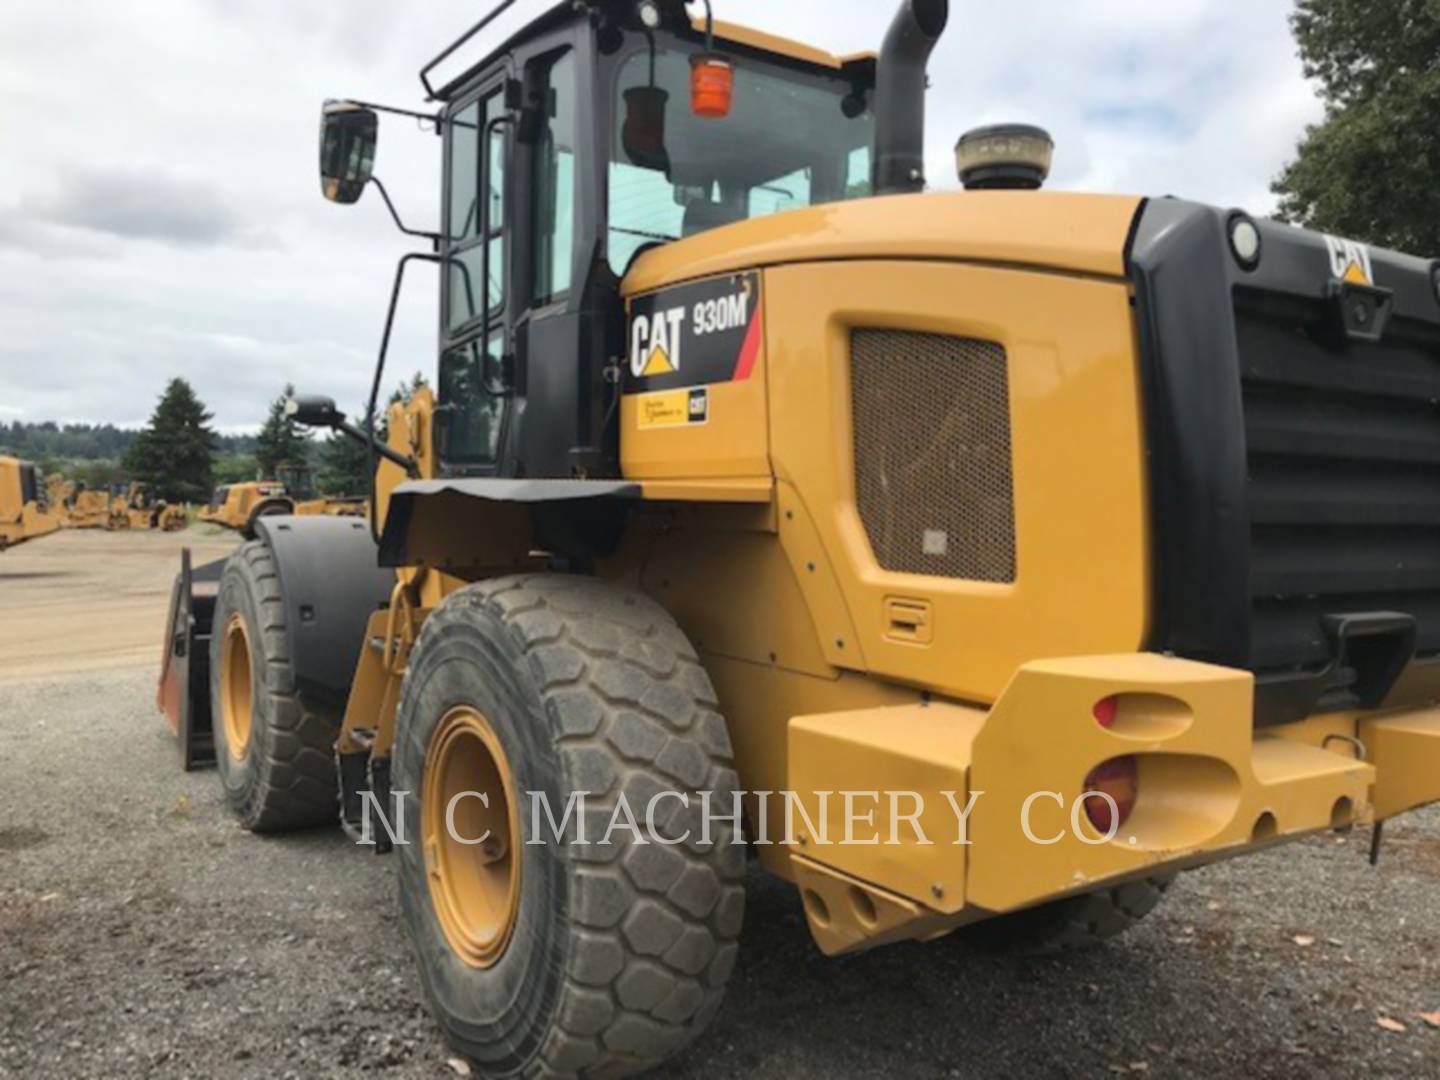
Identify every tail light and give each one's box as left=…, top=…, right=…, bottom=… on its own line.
left=1083, top=696, right=1138, bottom=835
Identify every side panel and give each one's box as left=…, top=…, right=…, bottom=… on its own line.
left=621, top=271, right=771, bottom=482
left=765, top=260, right=1150, bottom=704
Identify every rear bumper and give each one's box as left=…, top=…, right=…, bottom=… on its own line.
left=785, top=653, right=1440, bottom=955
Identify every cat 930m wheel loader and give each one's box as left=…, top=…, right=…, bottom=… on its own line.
left=158, top=1, right=1440, bottom=1074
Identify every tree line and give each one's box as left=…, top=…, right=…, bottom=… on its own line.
left=1, top=375, right=426, bottom=506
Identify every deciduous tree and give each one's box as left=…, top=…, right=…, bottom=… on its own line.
left=1274, top=0, right=1440, bottom=254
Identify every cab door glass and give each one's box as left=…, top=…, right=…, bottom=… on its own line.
left=533, top=50, right=577, bottom=306
left=447, top=93, right=506, bottom=330
left=439, top=332, right=506, bottom=463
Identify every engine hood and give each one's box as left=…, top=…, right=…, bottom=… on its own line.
left=622, top=190, right=1144, bottom=297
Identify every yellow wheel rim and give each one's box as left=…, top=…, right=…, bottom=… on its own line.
left=423, top=707, right=522, bottom=969
left=219, top=613, right=254, bottom=762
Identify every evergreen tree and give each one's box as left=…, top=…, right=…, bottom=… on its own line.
left=254, top=384, right=312, bottom=479
left=318, top=406, right=375, bottom=496
left=1274, top=0, right=1440, bottom=254
left=317, top=374, right=430, bottom=496
left=123, top=379, right=218, bottom=504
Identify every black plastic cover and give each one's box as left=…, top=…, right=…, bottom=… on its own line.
left=255, top=516, right=395, bottom=714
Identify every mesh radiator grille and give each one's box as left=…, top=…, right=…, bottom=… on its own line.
left=851, top=330, right=1016, bottom=582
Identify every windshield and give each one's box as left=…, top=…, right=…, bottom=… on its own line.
left=608, top=33, right=873, bottom=275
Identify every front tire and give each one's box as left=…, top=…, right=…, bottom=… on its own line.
left=210, top=541, right=340, bottom=831
left=394, top=575, right=745, bottom=1078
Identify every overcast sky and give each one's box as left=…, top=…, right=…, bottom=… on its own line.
left=0, top=0, right=1319, bottom=432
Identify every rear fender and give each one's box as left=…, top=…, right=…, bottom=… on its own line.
left=254, top=516, right=395, bottom=716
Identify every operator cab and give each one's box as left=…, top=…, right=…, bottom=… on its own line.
left=317, top=0, right=885, bottom=484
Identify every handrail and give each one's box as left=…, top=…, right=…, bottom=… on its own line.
left=419, top=0, right=520, bottom=100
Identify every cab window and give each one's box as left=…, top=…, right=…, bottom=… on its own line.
left=533, top=51, right=577, bottom=306
left=446, top=92, right=506, bottom=330
left=607, top=35, right=873, bottom=276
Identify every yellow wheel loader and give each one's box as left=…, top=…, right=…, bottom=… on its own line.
left=276, top=462, right=370, bottom=521
left=158, top=1, right=1440, bottom=1075
left=0, top=456, right=60, bottom=551
left=198, top=480, right=294, bottom=539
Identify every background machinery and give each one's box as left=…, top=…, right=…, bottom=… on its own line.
left=109, top=481, right=188, bottom=532
left=276, top=463, right=370, bottom=521
left=159, top=0, right=1440, bottom=1075
left=200, top=468, right=366, bottom=539
left=199, top=479, right=293, bottom=538
left=0, top=456, right=59, bottom=551
left=62, top=482, right=114, bottom=530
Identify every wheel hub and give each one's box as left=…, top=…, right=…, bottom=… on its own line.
left=423, top=707, right=522, bottom=969
left=219, top=613, right=254, bottom=761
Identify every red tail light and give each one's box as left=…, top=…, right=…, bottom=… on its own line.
left=1085, top=696, right=1137, bottom=834
left=1093, top=695, right=1119, bottom=728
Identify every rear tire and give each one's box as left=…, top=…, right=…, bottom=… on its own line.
left=967, top=876, right=1176, bottom=955
left=394, top=575, right=745, bottom=1079
left=210, top=540, right=339, bottom=831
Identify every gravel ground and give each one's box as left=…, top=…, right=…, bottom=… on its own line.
left=2, top=667, right=1437, bottom=1079
left=2, top=534, right=1438, bottom=1078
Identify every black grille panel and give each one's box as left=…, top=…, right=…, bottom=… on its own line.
left=851, top=330, right=1016, bottom=583
left=1236, top=296, right=1440, bottom=675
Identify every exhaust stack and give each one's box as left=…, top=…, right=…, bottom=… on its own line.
left=873, top=0, right=950, bottom=196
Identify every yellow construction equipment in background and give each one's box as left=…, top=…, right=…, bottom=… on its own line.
left=200, top=467, right=367, bottom=540
left=156, top=2, right=1440, bottom=1076
left=276, top=463, right=369, bottom=521
left=61, top=484, right=113, bottom=530
left=108, top=482, right=188, bottom=532
left=0, top=456, right=59, bottom=551
left=198, top=480, right=291, bottom=538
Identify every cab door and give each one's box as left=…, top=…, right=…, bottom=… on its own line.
left=439, top=69, right=514, bottom=473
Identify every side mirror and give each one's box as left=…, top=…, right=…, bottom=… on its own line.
left=319, top=100, right=378, bottom=205
left=286, top=394, right=345, bottom=429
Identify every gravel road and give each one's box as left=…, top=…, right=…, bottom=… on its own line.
left=2, top=532, right=1438, bottom=1078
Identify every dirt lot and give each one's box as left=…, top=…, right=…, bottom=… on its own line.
left=2, top=529, right=1438, bottom=1078
left=0, top=527, right=238, bottom=683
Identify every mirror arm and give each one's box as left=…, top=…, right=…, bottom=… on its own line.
left=347, top=99, right=443, bottom=128
left=370, top=177, right=442, bottom=246
left=330, top=418, right=419, bottom=476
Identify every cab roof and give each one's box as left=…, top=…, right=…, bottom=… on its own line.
left=698, top=16, right=876, bottom=71
left=428, top=1, right=873, bottom=100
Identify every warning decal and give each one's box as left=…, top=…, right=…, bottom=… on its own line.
left=626, top=271, right=761, bottom=393
left=637, top=387, right=710, bottom=431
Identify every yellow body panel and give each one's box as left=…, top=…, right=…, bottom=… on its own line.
left=625, top=191, right=1142, bottom=295
left=1361, top=711, right=1440, bottom=820
left=772, top=654, right=1413, bottom=953
left=788, top=702, right=986, bottom=909
left=765, top=260, right=1149, bottom=701
left=621, top=347, right=772, bottom=482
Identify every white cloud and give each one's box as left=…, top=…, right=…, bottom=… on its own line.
left=0, top=0, right=1320, bottom=430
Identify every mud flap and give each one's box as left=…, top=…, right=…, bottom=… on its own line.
left=156, top=548, right=226, bottom=770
